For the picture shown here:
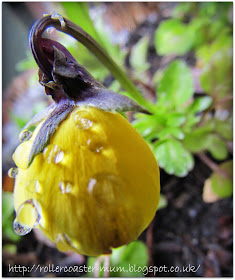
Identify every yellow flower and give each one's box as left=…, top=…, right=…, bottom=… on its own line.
left=12, top=106, right=160, bottom=256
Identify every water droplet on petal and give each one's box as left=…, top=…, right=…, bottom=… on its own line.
left=88, top=173, right=126, bottom=203
left=13, top=219, right=32, bottom=236
left=13, top=141, right=32, bottom=170
left=8, top=167, right=18, bottom=178
left=56, top=233, right=73, bottom=252
left=87, top=140, right=103, bottom=153
left=43, top=144, right=64, bottom=164
left=59, top=181, right=72, bottom=194
left=54, top=151, right=64, bottom=164
left=74, top=111, right=93, bottom=130
left=14, top=199, right=41, bottom=236
left=35, top=181, right=42, bottom=193
left=88, top=178, right=96, bottom=193
left=19, top=130, right=32, bottom=142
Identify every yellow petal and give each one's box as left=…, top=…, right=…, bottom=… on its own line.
left=13, top=106, right=160, bottom=256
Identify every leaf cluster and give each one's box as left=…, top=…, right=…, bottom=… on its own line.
left=132, top=2, right=232, bottom=200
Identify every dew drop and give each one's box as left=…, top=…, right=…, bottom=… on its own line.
left=59, top=181, right=72, bottom=194
left=54, top=151, right=64, bottom=164
left=88, top=178, right=96, bottom=193
left=19, top=130, right=32, bottom=142
left=87, top=140, right=103, bottom=153
left=12, top=141, right=32, bottom=170
left=35, top=181, right=42, bottom=193
left=74, top=111, right=93, bottom=130
left=56, top=233, right=72, bottom=252
left=8, top=167, right=18, bottom=178
left=88, top=173, right=125, bottom=203
left=13, top=199, right=41, bottom=236
left=43, top=145, right=64, bottom=164
left=13, top=219, right=32, bottom=236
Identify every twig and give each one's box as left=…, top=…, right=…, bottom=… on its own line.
left=103, top=255, right=110, bottom=277
left=93, top=256, right=103, bottom=277
left=197, top=153, right=231, bottom=179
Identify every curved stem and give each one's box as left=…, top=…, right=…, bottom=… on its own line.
left=29, top=14, right=155, bottom=113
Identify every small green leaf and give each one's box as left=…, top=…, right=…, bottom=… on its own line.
left=133, top=115, right=163, bottom=138
left=130, top=37, right=150, bottom=73
left=184, top=129, right=228, bottom=160
left=187, top=96, right=213, bottom=113
left=157, top=127, right=184, bottom=140
left=157, top=194, right=168, bottom=210
left=206, top=134, right=228, bottom=160
left=211, top=161, right=233, bottom=198
left=154, top=139, right=194, bottom=177
left=166, top=112, right=186, bottom=127
left=197, top=34, right=232, bottom=98
left=110, top=241, right=148, bottom=277
left=155, top=19, right=195, bottom=55
left=157, top=60, right=194, bottom=109
left=215, top=118, right=233, bottom=140
left=2, top=192, right=20, bottom=242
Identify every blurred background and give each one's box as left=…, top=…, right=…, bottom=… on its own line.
left=2, top=2, right=233, bottom=277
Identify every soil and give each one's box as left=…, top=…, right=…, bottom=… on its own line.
left=151, top=157, right=233, bottom=277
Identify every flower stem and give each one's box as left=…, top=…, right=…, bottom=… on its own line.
left=30, top=14, right=155, bottom=113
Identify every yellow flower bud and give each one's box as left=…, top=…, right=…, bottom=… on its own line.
left=13, top=106, right=160, bottom=256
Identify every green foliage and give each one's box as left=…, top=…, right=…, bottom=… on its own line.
left=197, top=34, right=232, bottom=99
left=130, top=37, right=150, bottom=73
left=87, top=241, right=148, bottom=277
left=204, top=161, right=233, bottom=199
left=155, top=19, right=195, bottom=56
left=184, top=129, right=228, bottom=161
left=134, top=60, right=209, bottom=177
left=154, top=139, right=194, bottom=177
left=134, top=3, right=232, bottom=178
left=157, top=60, right=194, bottom=109
left=157, top=194, right=168, bottom=210
left=2, top=192, right=20, bottom=242
left=210, top=161, right=233, bottom=198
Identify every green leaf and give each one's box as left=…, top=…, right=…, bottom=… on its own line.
left=172, top=3, right=194, bottom=18
left=2, top=192, right=20, bottom=242
left=86, top=241, right=148, bottom=277
left=157, top=194, right=168, bottom=210
left=211, top=161, right=233, bottom=198
left=62, top=2, right=102, bottom=45
left=184, top=129, right=228, bottom=160
left=166, top=112, right=186, bottom=127
left=206, top=135, right=228, bottom=160
left=214, top=118, right=233, bottom=140
left=157, top=60, right=194, bottom=108
left=197, top=34, right=232, bottom=98
left=157, top=127, right=184, bottom=140
left=130, top=37, right=150, bottom=73
left=133, top=114, right=163, bottom=139
left=155, top=19, right=195, bottom=55
left=184, top=130, right=209, bottom=153
left=187, top=96, right=212, bottom=113
left=154, top=139, right=194, bottom=177
left=110, top=241, right=148, bottom=277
